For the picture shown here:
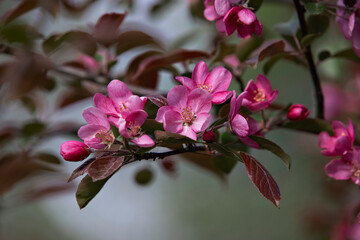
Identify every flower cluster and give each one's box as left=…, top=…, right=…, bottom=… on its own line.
left=204, top=0, right=263, bottom=38
left=318, top=119, right=360, bottom=185
left=61, top=61, right=279, bottom=161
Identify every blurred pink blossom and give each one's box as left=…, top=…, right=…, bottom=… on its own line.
left=60, top=141, right=90, bottom=161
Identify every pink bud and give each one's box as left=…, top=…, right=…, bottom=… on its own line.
left=60, top=141, right=90, bottom=162
left=202, top=130, right=216, bottom=143
left=287, top=104, right=310, bottom=121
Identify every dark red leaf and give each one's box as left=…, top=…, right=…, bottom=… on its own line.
left=246, top=40, right=286, bottom=68
left=240, top=152, right=281, bottom=207
left=116, top=31, right=163, bottom=55
left=61, top=0, right=96, bottom=12
left=87, top=156, right=124, bottom=181
left=68, top=157, right=96, bottom=182
left=147, top=95, right=168, bottom=107
left=1, top=0, right=38, bottom=25
left=93, top=12, right=126, bottom=47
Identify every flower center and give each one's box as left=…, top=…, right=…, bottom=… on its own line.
left=119, top=102, right=127, bottom=112
left=181, top=106, right=195, bottom=126
left=95, top=129, right=114, bottom=146
left=127, top=121, right=142, bottom=138
left=197, top=83, right=211, bottom=92
left=352, top=168, right=360, bottom=184
left=253, top=89, right=266, bottom=102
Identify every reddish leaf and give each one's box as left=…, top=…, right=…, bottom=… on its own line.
left=25, top=181, right=74, bottom=202
left=240, top=152, right=281, bottom=207
left=147, top=95, right=168, bottom=107
left=93, top=12, right=126, bottom=47
left=61, top=0, right=96, bottom=12
left=58, top=87, right=93, bottom=108
left=68, top=157, right=96, bottom=182
left=116, top=31, right=163, bottom=55
left=1, top=0, right=38, bottom=25
left=87, top=156, right=124, bottom=181
left=246, top=40, right=286, bottom=69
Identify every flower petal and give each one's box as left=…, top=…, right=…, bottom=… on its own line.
left=192, top=61, right=209, bottom=85
left=132, top=134, right=155, bottom=147
left=238, top=8, right=256, bottom=25
left=78, top=124, right=105, bottom=140
left=256, top=74, right=273, bottom=93
left=167, top=86, right=188, bottom=109
left=94, top=93, right=118, bottom=115
left=253, top=20, right=263, bottom=36
left=187, top=88, right=212, bottom=113
left=125, top=110, right=148, bottom=127
left=191, top=113, right=211, bottom=132
left=205, top=66, right=232, bottom=92
left=231, top=114, right=249, bottom=137
left=223, top=7, right=241, bottom=36
left=175, top=76, right=196, bottom=90
left=204, top=5, right=220, bottom=21
left=216, top=18, right=227, bottom=33
left=325, top=158, right=353, bottom=180
left=179, top=126, right=197, bottom=140
left=82, top=107, right=109, bottom=129
left=211, top=91, right=232, bottom=104
left=107, top=80, right=132, bottom=106
left=215, top=0, right=231, bottom=16
left=237, top=24, right=253, bottom=39
left=163, top=110, right=183, bottom=133
left=155, top=106, right=172, bottom=123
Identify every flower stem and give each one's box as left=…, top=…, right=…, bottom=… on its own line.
left=293, top=0, right=324, bottom=119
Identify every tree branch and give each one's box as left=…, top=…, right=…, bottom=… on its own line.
left=293, top=0, right=324, bottom=119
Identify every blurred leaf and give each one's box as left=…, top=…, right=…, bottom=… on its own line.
left=250, top=136, right=291, bottom=169
left=25, top=182, right=74, bottom=202
left=1, top=23, right=42, bottom=46
left=147, top=95, right=168, bottom=107
left=155, top=130, right=196, bottom=144
left=318, top=50, right=331, bottom=61
left=21, top=121, right=46, bottom=138
left=213, top=155, right=237, bottom=174
left=263, top=53, right=305, bottom=74
left=93, top=12, right=126, bottom=47
left=1, top=0, right=37, bottom=25
left=116, top=31, right=163, bottom=55
left=160, top=159, right=176, bottom=175
left=218, top=103, right=230, bottom=118
left=87, top=156, right=124, bottom=182
left=305, top=2, right=325, bottom=14
left=282, top=118, right=334, bottom=134
left=58, top=87, right=93, bottom=108
left=274, top=14, right=299, bottom=36
left=301, top=33, right=320, bottom=47
left=76, top=174, right=110, bottom=209
left=61, top=0, right=96, bottom=12
left=21, top=96, right=36, bottom=113
left=208, top=142, right=242, bottom=161
left=236, top=37, right=264, bottom=62
left=134, top=168, right=153, bottom=185
left=333, top=48, right=360, bottom=63
left=248, top=0, right=263, bottom=12
left=246, top=40, right=286, bottom=69
left=307, top=15, right=329, bottom=35
left=142, top=119, right=164, bottom=134
left=240, top=152, right=281, bottom=207
left=150, top=0, right=175, bottom=16
left=34, top=152, right=61, bottom=164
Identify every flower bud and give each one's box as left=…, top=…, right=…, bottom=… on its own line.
left=287, top=104, right=310, bottom=121
left=60, top=141, right=90, bottom=162
left=202, top=130, right=216, bottom=143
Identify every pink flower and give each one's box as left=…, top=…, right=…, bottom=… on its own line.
left=155, top=86, right=212, bottom=140
left=78, top=50, right=116, bottom=75
left=204, top=0, right=237, bottom=33
left=242, top=74, right=278, bottom=112
left=175, top=61, right=232, bottom=104
left=118, top=110, right=155, bottom=147
left=94, top=80, right=147, bottom=129
left=78, top=107, right=115, bottom=150
left=60, top=141, right=90, bottom=162
left=319, top=119, right=355, bottom=156
left=336, top=0, right=360, bottom=56
left=287, top=104, right=310, bottom=121
left=223, top=6, right=263, bottom=38
left=325, top=148, right=360, bottom=185
left=228, top=91, right=259, bottom=148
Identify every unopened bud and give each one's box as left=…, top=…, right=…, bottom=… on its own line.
left=287, top=104, right=310, bottom=121
left=60, top=141, right=90, bottom=161
left=202, top=130, right=216, bottom=143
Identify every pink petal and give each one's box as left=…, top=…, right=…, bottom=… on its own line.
left=325, top=158, right=352, bottom=180
left=239, top=136, right=259, bottom=148
left=192, top=61, right=210, bottom=85
left=78, top=124, right=105, bottom=140
left=348, top=118, right=355, bottom=143
left=82, top=107, right=109, bottom=129
left=175, top=76, right=196, bottom=90
left=191, top=113, right=211, bottom=132
left=215, top=0, right=231, bottom=16
left=229, top=90, right=237, bottom=120
left=167, top=86, right=188, bottom=109
left=204, top=5, right=220, bottom=21
left=334, top=136, right=352, bottom=154
left=187, top=88, right=212, bottom=113
left=155, top=106, right=172, bottom=123
left=247, top=116, right=259, bottom=135
left=163, top=110, right=183, bottom=133
left=125, top=110, right=148, bottom=127
left=178, top=126, right=197, bottom=140
left=231, top=114, right=249, bottom=137
left=237, top=24, right=253, bottom=39
left=223, top=54, right=240, bottom=68
left=216, top=18, right=226, bottom=33
left=132, top=134, right=155, bottom=147
left=211, top=91, right=232, bottom=104
left=108, top=116, right=125, bottom=129
left=349, top=13, right=355, bottom=33
left=267, top=90, right=279, bottom=103
left=122, top=95, right=147, bottom=117
left=205, top=66, right=232, bottom=92
left=223, top=7, right=240, bottom=36
left=352, top=19, right=360, bottom=55
left=84, top=138, right=106, bottom=150
left=255, top=74, right=273, bottom=93
left=235, top=91, right=247, bottom=115
left=319, top=132, right=333, bottom=148
left=238, top=8, right=256, bottom=25
left=253, top=20, right=263, bottom=36
left=94, top=93, right=118, bottom=115
left=337, top=17, right=352, bottom=39
left=107, top=80, right=132, bottom=106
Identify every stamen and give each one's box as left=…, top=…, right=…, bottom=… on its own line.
left=253, top=89, right=266, bottom=102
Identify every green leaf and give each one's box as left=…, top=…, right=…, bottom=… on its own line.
left=248, top=0, right=263, bottom=12
left=250, top=136, right=292, bottom=169
left=305, top=2, right=325, bottom=14
left=318, top=50, right=332, bottom=61
left=213, top=155, right=237, bottom=174
left=21, top=121, right=46, bottom=138
left=110, top=125, right=120, bottom=139
left=155, top=130, right=196, bottom=144
left=208, top=142, right=242, bottom=162
left=333, top=48, right=360, bottom=63
left=282, top=118, right=334, bottom=135
left=134, top=168, right=153, bottom=185
left=307, top=15, right=329, bottom=35
left=301, top=33, right=320, bottom=48
left=34, top=153, right=61, bottom=165
left=76, top=174, right=110, bottom=209
left=141, top=119, right=164, bottom=134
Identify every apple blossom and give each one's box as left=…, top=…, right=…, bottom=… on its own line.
left=60, top=141, right=90, bottom=162
left=175, top=61, right=232, bottom=104
left=78, top=107, right=115, bottom=150
left=204, top=0, right=238, bottom=33
left=242, top=74, right=278, bottom=112
left=155, top=86, right=212, bottom=140
left=223, top=6, right=263, bottom=38
left=319, top=119, right=355, bottom=157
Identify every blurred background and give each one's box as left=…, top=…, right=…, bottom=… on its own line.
left=0, top=0, right=359, bottom=239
